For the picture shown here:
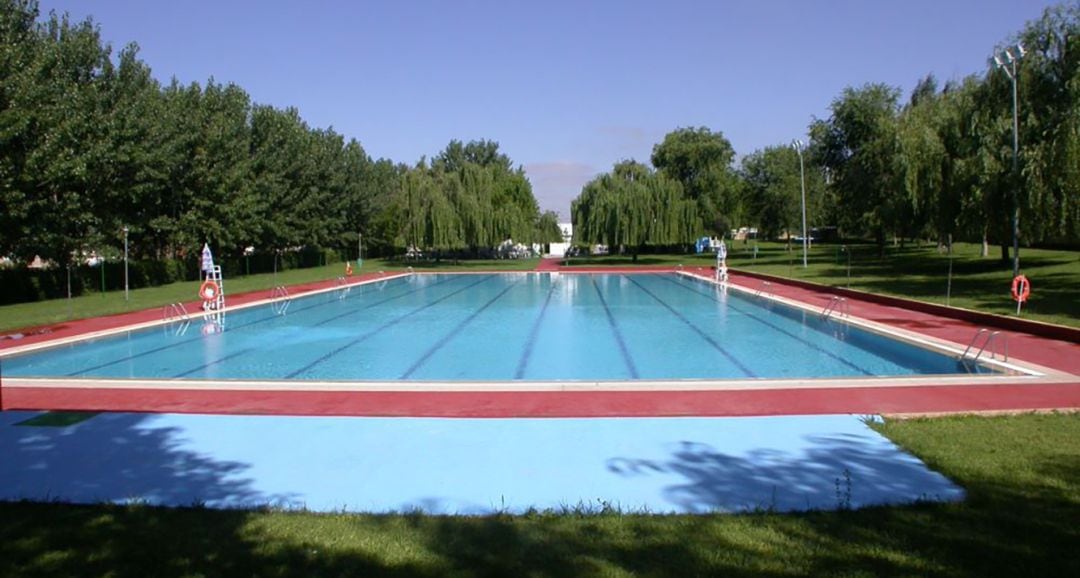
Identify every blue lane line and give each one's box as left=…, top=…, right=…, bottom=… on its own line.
left=286, top=275, right=495, bottom=379
left=64, top=274, right=455, bottom=377
left=663, top=275, right=875, bottom=376
left=399, top=277, right=524, bottom=379
left=514, top=278, right=559, bottom=379
left=591, top=277, right=639, bottom=379
left=624, top=276, right=756, bottom=378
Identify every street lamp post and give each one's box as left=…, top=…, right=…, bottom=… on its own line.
left=994, top=42, right=1024, bottom=278
left=792, top=139, right=809, bottom=268
left=122, top=226, right=129, bottom=302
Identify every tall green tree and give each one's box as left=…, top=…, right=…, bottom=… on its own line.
left=8, top=8, right=112, bottom=265
left=1010, top=3, right=1080, bottom=247
left=0, top=0, right=41, bottom=259
left=741, top=146, right=802, bottom=244
left=651, top=127, right=742, bottom=235
left=810, top=84, right=902, bottom=253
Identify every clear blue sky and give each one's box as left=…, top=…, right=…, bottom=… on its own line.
left=42, top=0, right=1057, bottom=219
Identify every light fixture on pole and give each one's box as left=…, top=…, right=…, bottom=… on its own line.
left=122, top=226, right=129, bottom=301
left=791, top=139, right=809, bottom=268
left=994, top=42, right=1024, bottom=278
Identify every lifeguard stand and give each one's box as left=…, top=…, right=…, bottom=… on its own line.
left=204, top=265, right=224, bottom=311
left=714, top=240, right=729, bottom=285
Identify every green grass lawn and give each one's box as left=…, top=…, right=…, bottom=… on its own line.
left=0, top=412, right=1076, bottom=577
left=565, top=242, right=1080, bottom=328
left=0, top=258, right=538, bottom=334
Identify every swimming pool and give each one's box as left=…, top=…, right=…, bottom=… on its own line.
left=2, top=273, right=994, bottom=382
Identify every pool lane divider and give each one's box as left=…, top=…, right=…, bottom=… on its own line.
left=400, top=276, right=525, bottom=379
left=591, top=277, right=640, bottom=379
left=624, top=275, right=756, bottom=378
left=514, top=277, right=560, bottom=379
left=285, top=275, right=495, bottom=379
left=662, top=274, right=876, bottom=377
left=62, top=273, right=456, bottom=378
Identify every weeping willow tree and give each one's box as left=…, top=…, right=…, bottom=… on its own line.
left=387, top=140, right=548, bottom=256
left=396, top=163, right=462, bottom=253
left=571, top=160, right=700, bottom=260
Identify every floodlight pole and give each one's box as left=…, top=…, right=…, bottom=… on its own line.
left=123, top=226, right=129, bottom=302
left=792, top=139, right=808, bottom=268
left=995, top=44, right=1024, bottom=278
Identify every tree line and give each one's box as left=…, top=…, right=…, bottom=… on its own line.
left=0, top=0, right=560, bottom=274
left=574, top=2, right=1080, bottom=262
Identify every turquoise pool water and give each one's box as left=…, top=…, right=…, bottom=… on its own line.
left=2, top=273, right=985, bottom=381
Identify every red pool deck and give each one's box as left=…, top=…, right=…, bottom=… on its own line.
left=2, top=266, right=1078, bottom=417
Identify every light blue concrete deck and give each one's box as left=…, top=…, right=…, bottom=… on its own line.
left=0, top=412, right=963, bottom=514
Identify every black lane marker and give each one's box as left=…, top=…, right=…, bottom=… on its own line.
left=514, top=278, right=559, bottom=379
left=285, top=275, right=495, bottom=379
left=64, top=274, right=457, bottom=377
left=161, top=275, right=466, bottom=380
left=662, top=275, right=875, bottom=376
left=591, top=277, right=639, bottom=379
left=624, top=276, right=756, bottom=377
left=172, top=347, right=256, bottom=378
left=399, top=277, right=524, bottom=379
left=305, top=274, right=463, bottom=327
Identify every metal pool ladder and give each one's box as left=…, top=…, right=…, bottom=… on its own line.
left=270, top=285, right=291, bottom=315
left=821, top=296, right=850, bottom=319
left=162, top=302, right=190, bottom=323
left=960, top=328, right=1009, bottom=362
left=334, top=276, right=352, bottom=300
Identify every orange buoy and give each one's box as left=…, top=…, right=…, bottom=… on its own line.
left=199, top=280, right=219, bottom=302
left=1010, top=274, right=1030, bottom=303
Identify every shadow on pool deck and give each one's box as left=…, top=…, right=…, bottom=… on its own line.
left=0, top=412, right=295, bottom=508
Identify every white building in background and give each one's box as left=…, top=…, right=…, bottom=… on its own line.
left=546, top=222, right=574, bottom=257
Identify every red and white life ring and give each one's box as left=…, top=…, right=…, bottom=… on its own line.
left=1010, top=275, right=1031, bottom=303
left=199, top=280, right=220, bottom=302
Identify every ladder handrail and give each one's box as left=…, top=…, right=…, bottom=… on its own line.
left=270, top=285, right=290, bottom=301
left=754, top=280, right=773, bottom=297
left=960, top=329, right=989, bottom=359
left=162, top=302, right=190, bottom=323
left=960, top=328, right=1010, bottom=363
left=821, top=296, right=850, bottom=319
